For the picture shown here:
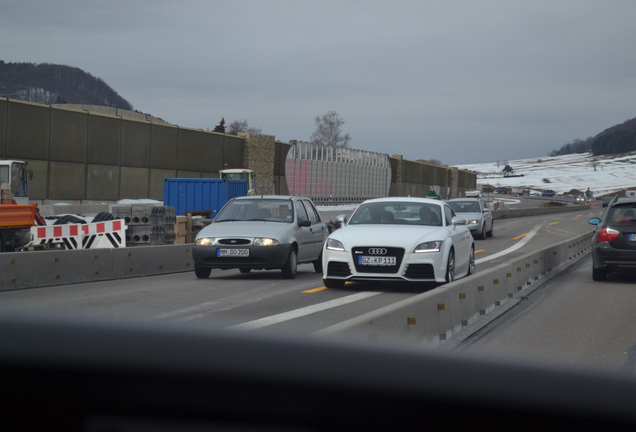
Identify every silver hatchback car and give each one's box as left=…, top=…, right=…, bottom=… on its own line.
left=192, top=196, right=327, bottom=279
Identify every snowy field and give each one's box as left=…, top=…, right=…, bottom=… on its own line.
left=454, top=151, right=636, bottom=198
left=315, top=151, right=636, bottom=213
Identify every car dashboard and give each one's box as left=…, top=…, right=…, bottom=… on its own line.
left=2, top=313, right=636, bottom=431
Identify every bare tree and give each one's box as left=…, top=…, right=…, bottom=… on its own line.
left=310, top=110, right=351, bottom=147
left=590, top=158, right=600, bottom=171
left=227, top=119, right=262, bottom=135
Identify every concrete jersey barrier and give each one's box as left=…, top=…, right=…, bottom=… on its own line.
left=313, top=230, right=593, bottom=349
left=1, top=245, right=194, bottom=291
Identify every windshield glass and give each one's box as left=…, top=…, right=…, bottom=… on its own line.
left=448, top=201, right=480, bottom=213
left=215, top=198, right=293, bottom=222
left=222, top=173, right=249, bottom=181
left=0, top=165, right=8, bottom=184
left=608, top=204, right=636, bottom=223
left=348, top=202, right=442, bottom=226
left=10, top=162, right=28, bottom=198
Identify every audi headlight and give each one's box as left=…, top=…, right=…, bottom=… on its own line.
left=414, top=241, right=442, bottom=253
left=468, top=219, right=479, bottom=224
left=195, top=237, right=217, bottom=246
left=326, top=238, right=345, bottom=251
left=254, top=237, right=279, bottom=246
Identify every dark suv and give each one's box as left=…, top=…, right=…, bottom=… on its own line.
left=588, top=197, right=636, bottom=281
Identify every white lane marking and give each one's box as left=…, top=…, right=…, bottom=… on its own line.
left=226, top=291, right=382, bottom=330
left=153, top=301, right=222, bottom=320
left=476, top=224, right=542, bottom=264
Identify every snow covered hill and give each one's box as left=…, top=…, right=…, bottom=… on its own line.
left=454, top=151, right=636, bottom=198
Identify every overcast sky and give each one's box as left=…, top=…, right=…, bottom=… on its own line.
left=2, top=1, right=636, bottom=165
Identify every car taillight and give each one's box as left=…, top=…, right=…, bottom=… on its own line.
left=596, top=227, right=620, bottom=242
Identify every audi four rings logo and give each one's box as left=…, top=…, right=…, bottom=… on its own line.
left=368, top=248, right=388, bottom=255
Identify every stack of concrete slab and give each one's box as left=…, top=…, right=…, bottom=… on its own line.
left=150, top=206, right=176, bottom=245
left=111, top=204, right=175, bottom=246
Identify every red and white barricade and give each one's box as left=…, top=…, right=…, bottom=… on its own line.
left=30, top=219, right=127, bottom=249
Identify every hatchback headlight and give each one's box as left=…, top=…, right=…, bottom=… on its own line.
left=195, top=237, right=217, bottom=246
left=254, top=237, right=279, bottom=246
left=326, top=238, right=345, bottom=251
left=414, top=241, right=442, bottom=253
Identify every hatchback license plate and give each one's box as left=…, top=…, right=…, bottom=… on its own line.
left=217, top=248, right=249, bottom=257
left=358, top=256, right=396, bottom=266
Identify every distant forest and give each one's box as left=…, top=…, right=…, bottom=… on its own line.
left=549, top=116, right=636, bottom=157
left=0, top=60, right=132, bottom=110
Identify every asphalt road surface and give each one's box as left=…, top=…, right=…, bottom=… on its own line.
left=4, top=206, right=632, bottom=377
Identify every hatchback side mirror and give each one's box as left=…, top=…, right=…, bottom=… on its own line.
left=298, top=220, right=311, bottom=227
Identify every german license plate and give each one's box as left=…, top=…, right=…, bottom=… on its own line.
left=358, top=256, right=396, bottom=266
left=217, top=248, right=249, bottom=257
left=628, top=234, right=636, bottom=242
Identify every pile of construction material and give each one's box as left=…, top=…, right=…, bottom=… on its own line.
left=111, top=204, right=176, bottom=246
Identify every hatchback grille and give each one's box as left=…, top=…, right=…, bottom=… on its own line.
left=352, top=246, right=404, bottom=274
left=217, top=238, right=251, bottom=245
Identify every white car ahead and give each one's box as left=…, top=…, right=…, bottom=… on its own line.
left=322, top=197, right=475, bottom=288
left=447, top=198, right=494, bottom=239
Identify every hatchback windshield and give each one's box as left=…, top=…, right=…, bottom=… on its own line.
left=215, top=199, right=293, bottom=222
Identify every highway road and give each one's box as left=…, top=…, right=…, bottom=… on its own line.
left=457, top=254, right=636, bottom=375
left=4, top=205, right=633, bottom=375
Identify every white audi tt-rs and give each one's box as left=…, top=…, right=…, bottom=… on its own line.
left=322, top=197, right=475, bottom=288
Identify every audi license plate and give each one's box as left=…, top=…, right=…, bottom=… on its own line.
left=358, top=256, right=396, bottom=266
left=217, top=248, right=249, bottom=257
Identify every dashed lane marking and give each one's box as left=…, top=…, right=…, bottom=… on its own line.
left=226, top=291, right=382, bottom=330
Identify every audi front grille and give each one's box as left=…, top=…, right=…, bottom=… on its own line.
left=351, top=246, right=405, bottom=274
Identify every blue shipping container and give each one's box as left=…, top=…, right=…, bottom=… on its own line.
left=163, top=178, right=248, bottom=216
